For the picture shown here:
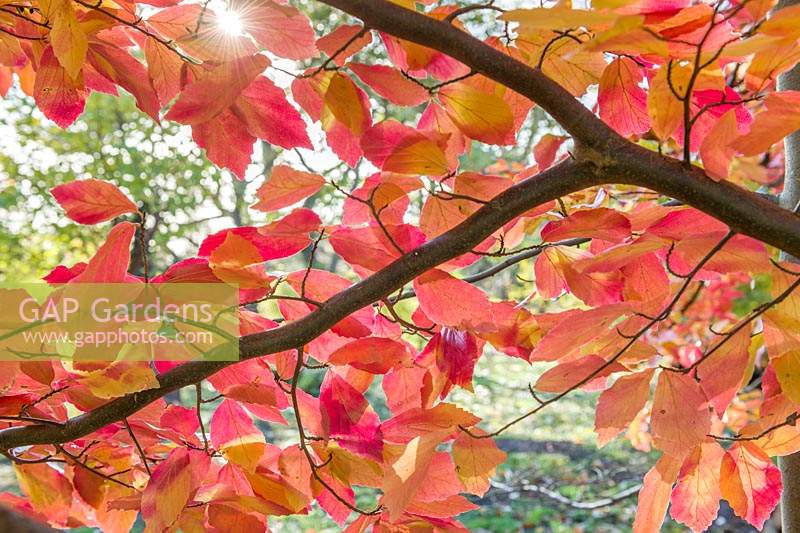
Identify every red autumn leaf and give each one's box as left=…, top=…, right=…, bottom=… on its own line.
left=242, top=0, right=317, bottom=60
left=598, top=57, right=650, bottom=137
left=165, top=54, right=269, bottom=125
left=720, top=442, right=782, bottom=529
left=731, top=91, right=800, bottom=155
left=33, top=46, right=86, bottom=128
left=51, top=179, right=138, bottom=225
left=541, top=208, right=632, bottom=243
left=327, top=337, right=412, bottom=374
left=534, top=354, right=626, bottom=394
left=533, top=133, right=568, bottom=170
left=361, top=120, right=450, bottom=175
left=211, top=398, right=267, bottom=472
left=191, top=109, right=256, bottom=179
left=72, top=221, right=137, bottom=283
left=413, top=269, right=493, bottom=330
left=317, top=25, right=372, bottom=66
left=418, top=327, right=482, bottom=397
left=669, top=441, right=725, bottom=532
left=233, top=76, right=312, bottom=150
left=141, top=447, right=211, bottom=532
left=349, top=62, right=430, bottom=106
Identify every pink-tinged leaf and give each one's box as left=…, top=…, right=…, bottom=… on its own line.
left=418, top=328, right=482, bottom=397
left=361, top=120, right=450, bottom=176
left=252, top=165, right=325, bottom=212
left=87, top=43, right=160, bottom=121
left=720, top=442, right=782, bottom=529
left=257, top=208, right=322, bottom=257
left=165, top=54, right=269, bottom=125
left=598, top=57, right=650, bottom=137
left=33, top=46, right=86, bottom=128
left=535, top=246, right=624, bottom=306
left=192, top=109, right=255, bottom=179
left=381, top=403, right=480, bottom=444
left=669, top=441, right=725, bottom=533
left=319, top=371, right=382, bottom=460
left=141, top=447, right=211, bottom=532
left=533, top=134, right=567, bottom=170
left=328, top=337, right=412, bottom=374
left=595, top=369, right=654, bottom=447
left=541, top=208, right=632, bottom=243
left=292, top=71, right=371, bottom=166
left=151, top=258, right=219, bottom=284
left=531, top=304, right=629, bottom=362
left=283, top=269, right=372, bottom=338
left=731, top=91, right=800, bottom=155
left=382, top=430, right=450, bottom=521
left=673, top=233, right=770, bottom=275
left=650, top=371, right=711, bottom=459
left=211, top=398, right=267, bottom=472
left=535, top=354, right=626, bottom=394
left=632, top=454, right=682, bottom=533
left=700, top=109, right=744, bottom=180
left=51, top=179, right=138, bottom=224
left=329, top=223, right=426, bottom=274
left=349, top=62, right=430, bottom=106
left=382, top=366, right=428, bottom=414
left=413, top=269, right=493, bottom=330
left=200, top=209, right=321, bottom=262
left=72, top=221, right=136, bottom=283
left=697, top=328, right=751, bottom=416
left=452, top=429, right=506, bottom=497
left=233, top=76, right=312, bottom=150
left=43, top=262, right=87, bottom=284
left=317, top=25, right=372, bottom=66
left=243, top=0, right=317, bottom=60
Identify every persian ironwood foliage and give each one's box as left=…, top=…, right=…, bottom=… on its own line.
left=1, top=0, right=800, bottom=531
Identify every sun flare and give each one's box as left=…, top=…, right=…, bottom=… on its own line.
left=216, top=7, right=245, bottom=36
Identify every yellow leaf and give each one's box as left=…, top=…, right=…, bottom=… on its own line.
left=648, top=64, right=690, bottom=141
left=77, top=362, right=160, bottom=399
left=452, top=429, right=506, bottom=496
left=517, top=31, right=605, bottom=96
left=439, top=83, right=514, bottom=145
left=40, top=0, right=88, bottom=79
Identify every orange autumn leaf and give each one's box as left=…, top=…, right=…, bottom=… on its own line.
left=252, top=165, right=325, bottom=213
left=669, top=441, right=725, bottom=532
left=632, top=453, right=682, bottom=533
left=451, top=429, right=506, bottom=497
left=650, top=371, right=711, bottom=459
left=51, top=179, right=138, bottom=225
left=438, top=82, right=515, bottom=145
left=595, top=369, right=654, bottom=447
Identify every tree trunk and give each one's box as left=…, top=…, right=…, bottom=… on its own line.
left=0, top=505, right=57, bottom=532
left=777, top=0, right=800, bottom=529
